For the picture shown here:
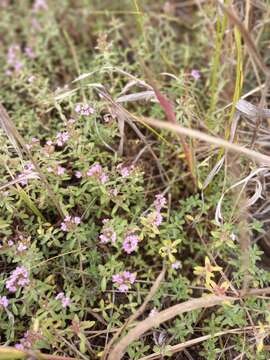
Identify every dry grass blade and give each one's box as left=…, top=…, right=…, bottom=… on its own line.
left=217, top=0, right=269, bottom=76
left=215, top=167, right=268, bottom=225
left=116, top=91, right=156, bottom=103
left=0, top=104, right=23, bottom=158
left=98, top=90, right=169, bottom=185
left=143, top=69, right=196, bottom=186
left=0, top=172, right=39, bottom=191
left=236, top=99, right=270, bottom=120
left=108, top=295, right=236, bottom=360
left=103, top=265, right=166, bottom=360
left=138, top=325, right=265, bottom=360
left=137, top=116, right=270, bottom=166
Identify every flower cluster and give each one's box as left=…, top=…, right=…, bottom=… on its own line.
left=60, top=215, right=81, bottom=232
left=65, top=118, right=76, bottom=127
left=87, top=163, right=108, bottom=184
left=17, top=242, right=28, bottom=252
left=15, top=234, right=29, bottom=253
left=55, top=292, right=71, bottom=308
left=123, top=234, right=139, bottom=254
left=117, top=163, right=134, bottom=178
left=146, top=211, right=163, bottom=227
left=47, top=165, right=66, bottom=176
left=18, top=162, right=39, bottom=186
left=99, top=219, right=116, bottom=244
left=33, top=0, right=48, bottom=12
left=0, top=296, right=8, bottom=309
left=15, top=330, right=43, bottom=350
left=26, top=137, right=39, bottom=150
left=56, top=131, right=69, bottom=147
left=75, top=103, right=95, bottom=116
left=24, top=46, right=36, bottom=59
left=153, top=194, right=167, bottom=212
left=6, top=266, right=30, bottom=293
left=112, top=271, right=136, bottom=292
left=43, top=139, right=55, bottom=156
left=142, top=194, right=167, bottom=232
left=6, top=44, right=23, bottom=75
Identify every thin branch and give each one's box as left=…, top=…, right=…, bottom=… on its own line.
left=108, top=295, right=236, bottom=360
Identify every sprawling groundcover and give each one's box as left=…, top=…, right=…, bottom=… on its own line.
left=1, top=1, right=270, bottom=359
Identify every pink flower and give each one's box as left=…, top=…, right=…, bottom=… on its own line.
left=56, top=292, right=71, bottom=308
left=99, top=222, right=116, bottom=244
left=60, top=215, right=81, bottom=232
left=108, top=188, right=118, bottom=197
left=154, top=194, right=167, bottom=212
left=31, top=137, right=39, bottom=144
left=123, top=271, right=136, bottom=284
left=6, top=45, right=23, bottom=74
left=87, top=163, right=102, bottom=176
left=112, top=274, right=122, bottom=284
left=0, top=296, right=8, bottom=308
left=112, top=271, right=136, bottom=292
left=24, top=162, right=34, bottom=171
left=15, top=330, right=42, bottom=350
left=0, top=0, right=9, bottom=8
left=17, top=243, right=27, bottom=252
left=191, top=69, right=201, bottom=80
left=60, top=222, right=67, bottom=232
left=118, top=284, right=129, bottom=292
left=7, top=45, right=19, bottom=65
left=75, top=103, right=95, bottom=116
left=6, top=266, right=30, bottom=293
left=57, top=166, right=65, bottom=176
left=154, top=212, right=163, bottom=226
left=56, top=131, right=69, bottom=146
left=28, top=75, right=36, bottom=83
left=31, top=18, right=41, bottom=31
left=61, top=297, right=71, bottom=308
left=24, top=47, right=36, bottom=59
left=149, top=308, right=158, bottom=317
left=73, top=217, right=81, bottom=225
left=172, top=261, right=181, bottom=270
left=123, top=234, right=139, bottom=254
left=117, top=164, right=134, bottom=178
left=33, top=0, right=48, bottom=12
left=14, top=61, right=23, bottom=73
left=67, top=118, right=76, bottom=125
left=8, top=240, right=14, bottom=247
left=87, top=163, right=108, bottom=184
left=75, top=171, right=82, bottom=178
left=100, top=173, right=109, bottom=184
